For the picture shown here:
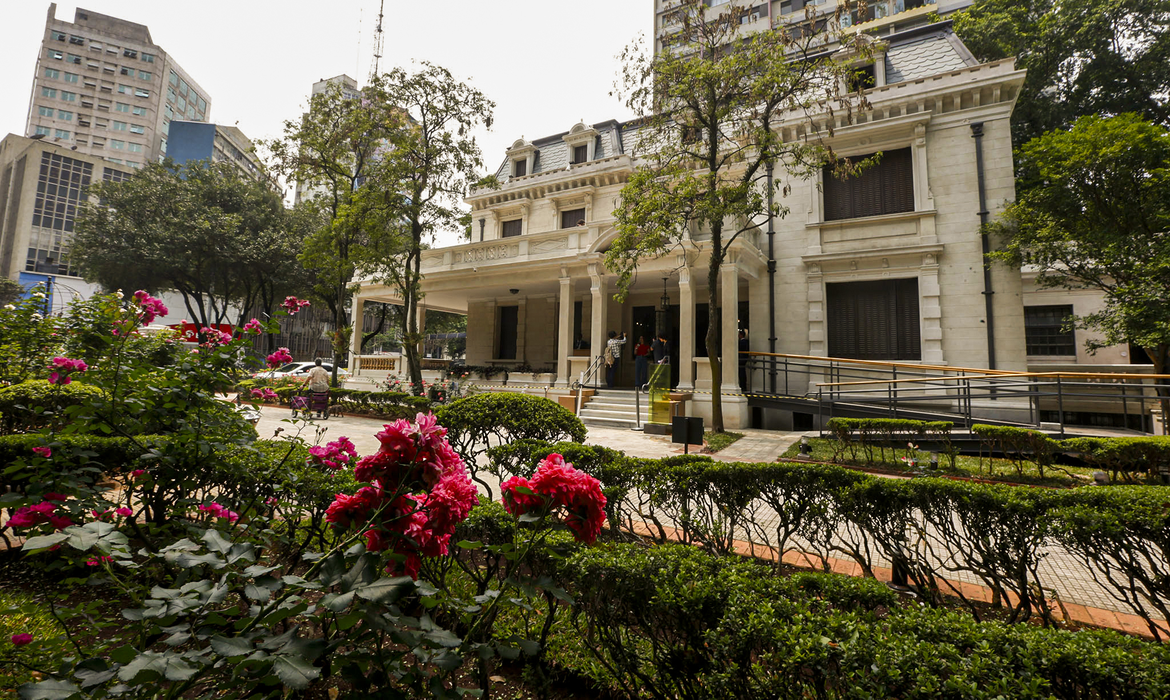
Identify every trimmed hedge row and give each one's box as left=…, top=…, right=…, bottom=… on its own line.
left=827, top=417, right=957, bottom=468
left=488, top=442, right=1170, bottom=639
left=827, top=418, right=1170, bottom=481
left=267, top=386, right=433, bottom=412
left=558, top=543, right=1170, bottom=700
left=0, top=380, right=107, bottom=434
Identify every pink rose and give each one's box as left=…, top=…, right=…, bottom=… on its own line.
left=10, top=634, right=33, bottom=646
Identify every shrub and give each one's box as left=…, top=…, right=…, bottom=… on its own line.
left=826, top=417, right=954, bottom=467
left=973, top=424, right=1060, bottom=478
left=1062, top=436, right=1170, bottom=482
left=436, top=393, right=586, bottom=497
left=1051, top=485, right=1170, bottom=639
left=0, top=380, right=106, bottom=434
left=558, top=543, right=1170, bottom=700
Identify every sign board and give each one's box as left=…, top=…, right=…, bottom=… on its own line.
left=672, top=415, right=704, bottom=453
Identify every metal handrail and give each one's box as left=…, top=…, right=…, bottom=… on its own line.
left=574, top=352, right=608, bottom=415
left=740, top=353, right=1169, bottom=435
left=744, top=350, right=1170, bottom=380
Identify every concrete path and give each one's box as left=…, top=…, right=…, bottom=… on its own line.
left=713, top=429, right=804, bottom=463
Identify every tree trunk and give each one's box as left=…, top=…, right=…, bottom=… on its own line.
left=405, top=241, right=425, bottom=394
left=707, top=262, right=723, bottom=433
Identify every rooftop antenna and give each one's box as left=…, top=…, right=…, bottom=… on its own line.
left=369, top=0, right=385, bottom=82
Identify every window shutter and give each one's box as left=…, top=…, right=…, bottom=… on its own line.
left=502, top=219, right=523, bottom=238
left=827, top=279, right=920, bottom=360
left=823, top=147, right=914, bottom=221
left=560, top=208, right=586, bottom=229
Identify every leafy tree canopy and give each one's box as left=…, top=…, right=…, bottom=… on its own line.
left=952, top=0, right=1170, bottom=148
left=987, top=114, right=1170, bottom=379
left=73, top=160, right=298, bottom=330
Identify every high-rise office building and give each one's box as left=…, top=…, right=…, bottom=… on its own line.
left=167, top=121, right=270, bottom=184
left=26, top=4, right=211, bottom=170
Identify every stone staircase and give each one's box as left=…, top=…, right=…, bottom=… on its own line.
left=577, top=389, right=650, bottom=429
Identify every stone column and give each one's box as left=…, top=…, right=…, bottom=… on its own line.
left=350, top=295, right=365, bottom=374
left=589, top=264, right=607, bottom=361
left=416, top=305, right=427, bottom=361
left=678, top=266, right=696, bottom=390
left=556, top=275, right=573, bottom=386
left=720, top=262, right=740, bottom=394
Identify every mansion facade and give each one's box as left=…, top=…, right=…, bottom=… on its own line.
left=353, top=22, right=1135, bottom=429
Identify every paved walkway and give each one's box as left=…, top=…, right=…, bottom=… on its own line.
left=714, top=429, right=803, bottom=462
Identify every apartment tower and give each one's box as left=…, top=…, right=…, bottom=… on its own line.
left=26, top=4, right=211, bottom=170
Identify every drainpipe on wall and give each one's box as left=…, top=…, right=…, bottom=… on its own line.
left=766, top=161, right=778, bottom=393
left=971, top=122, right=997, bottom=371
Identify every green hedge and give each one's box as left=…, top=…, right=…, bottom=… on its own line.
left=504, top=440, right=1170, bottom=639
left=265, top=386, right=433, bottom=416
left=436, top=393, right=586, bottom=498
left=826, top=417, right=956, bottom=468
left=557, top=543, right=1170, bottom=700
left=1062, top=436, right=1170, bottom=481
left=0, top=380, right=106, bottom=434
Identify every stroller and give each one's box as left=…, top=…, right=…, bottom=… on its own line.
left=291, top=391, right=312, bottom=419
left=292, top=389, right=330, bottom=419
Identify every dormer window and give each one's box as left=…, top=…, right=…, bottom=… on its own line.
left=564, top=121, right=599, bottom=166
left=505, top=138, right=536, bottom=180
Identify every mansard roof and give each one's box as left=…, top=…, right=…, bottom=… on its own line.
left=488, top=22, right=984, bottom=185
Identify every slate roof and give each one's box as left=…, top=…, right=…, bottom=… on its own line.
left=491, top=22, right=980, bottom=183
left=884, top=22, right=979, bottom=84
left=493, top=119, right=631, bottom=181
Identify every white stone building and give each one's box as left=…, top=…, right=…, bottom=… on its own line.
left=351, top=22, right=1051, bottom=429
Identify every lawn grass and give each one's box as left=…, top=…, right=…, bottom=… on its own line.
left=779, top=437, right=1100, bottom=487
left=704, top=431, right=744, bottom=453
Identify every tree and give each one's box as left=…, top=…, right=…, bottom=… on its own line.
left=266, top=80, right=403, bottom=384
left=987, top=114, right=1170, bottom=431
left=0, top=277, right=24, bottom=306
left=952, top=0, right=1170, bottom=149
left=359, top=64, right=493, bottom=391
left=608, top=0, right=869, bottom=431
left=74, top=160, right=294, bottom=331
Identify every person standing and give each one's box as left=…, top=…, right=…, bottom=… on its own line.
left=605, top=331, right=627, bottom=388
left=653, top=333, right=670, bottom=364
left=301, top=358, right=332, bottom=419
left=633, top=336, right=652, bottom=389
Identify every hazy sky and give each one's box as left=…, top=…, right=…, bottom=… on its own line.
left=0, top=1, right=644, bottom=241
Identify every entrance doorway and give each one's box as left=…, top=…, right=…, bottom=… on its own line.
left=632, top=305, right=680, bottom=388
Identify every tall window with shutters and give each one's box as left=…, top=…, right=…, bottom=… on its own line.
left=560, top=208, right=586, bottom=229
left=501, top=219, right=523, bottom=238
left=823, top=147, right=914, bottom=221
left=826, top=278, right=921, bottom=360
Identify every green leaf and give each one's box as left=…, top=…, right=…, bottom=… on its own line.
left=355, top=576, right=414, bottom=604
left=321, top=591, right=355, bottom=612
left=16, top=678, right=81, bottom=700
left=21, top=532, right=69, bottom=552
left=202, top=529, right=231, bottom=554
left=455, top=540, right=482, bottom=550
left=210, top=635, right=254, bottom=657
left=272, top=655, right=319, bottom=690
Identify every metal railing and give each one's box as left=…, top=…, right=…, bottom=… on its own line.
left=573, top=353, right=608, bottom=415
left=741, top=352, right=1170, bottom=435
